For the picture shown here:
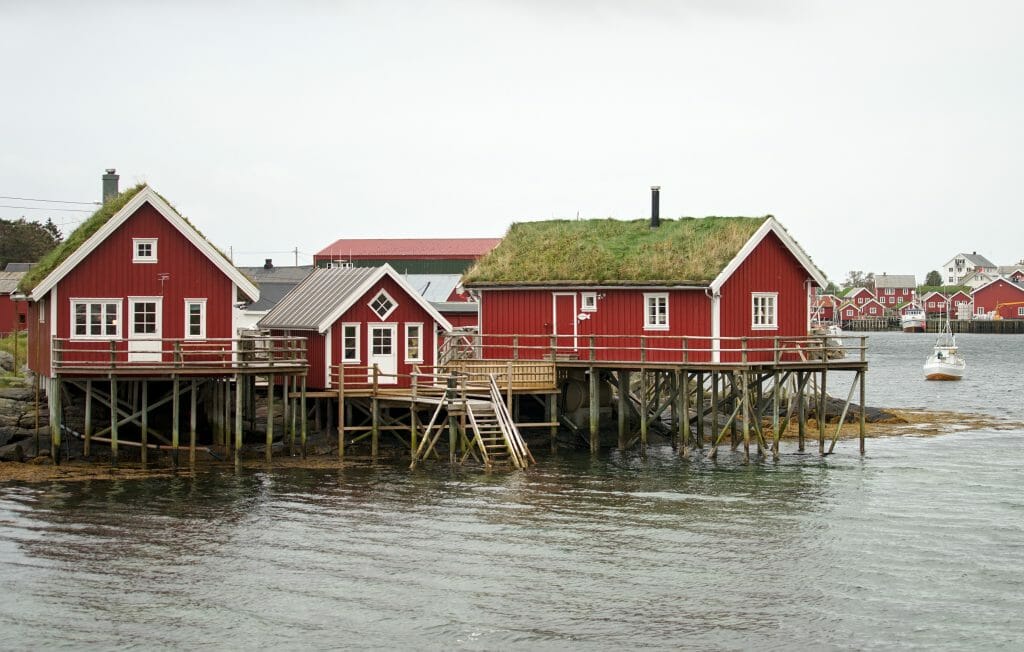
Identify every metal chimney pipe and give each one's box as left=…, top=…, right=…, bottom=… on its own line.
left=264, top=258, right=274, bottom=269
left=102, top=168, right=119, bottom=203
left=650, top=186, right=660, bottom=228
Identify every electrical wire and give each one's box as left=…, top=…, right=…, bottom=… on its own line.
left=0, top=195, right=99, bottom=205
left=0, top=204, right=93, bottom=212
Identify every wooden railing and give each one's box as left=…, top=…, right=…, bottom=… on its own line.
left=438, top=332, right=866, bottom=365
left=51, top=335, right=308, bottom=372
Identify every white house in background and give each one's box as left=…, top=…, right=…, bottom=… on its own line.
left=958, top=269, right=999, bottom=290
left=940, top=252, right=997, bottom=285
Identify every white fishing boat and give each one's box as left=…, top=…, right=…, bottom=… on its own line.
left=923, top=320, right=965, bottom=381
left=900, top=304, right=926, bottom=333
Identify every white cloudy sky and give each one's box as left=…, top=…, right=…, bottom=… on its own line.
left=1, top=0, right=1021, bottom=283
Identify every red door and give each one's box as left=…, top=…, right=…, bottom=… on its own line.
left=552, top=293, right=577, bottom=354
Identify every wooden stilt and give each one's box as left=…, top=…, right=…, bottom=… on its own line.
left=640, top=371, right=648, bottom=450
left=172, top=377, right=180, bottom=468
left=141, top=380, right=148, bottom=469
left=772, top=370, right=780, bottom=460
left=859, top=370, right=866, bottom=455
left=695, top=372, right=704, bottom=448
left=300, top=376, right=307, bottom=457
left=588, top=367, right=599, bottom=454
left=266, top=374, right=274, bottom=463
left=110, top=377, right=118, bottom=467
left=282, top=374, right=290, bottom=455
left=730, top=373, right=740, bottom=451
left=617, top=370, right=629, bottom=450
left=677, top=369, right=689, bottom=458
left=84, top=379, right=92, bottom=459
left=818, top=371, right=827, bottom=456
left=225, top=380, right=232, bottom=455
left=548, top=393, right=557, bottom=454
left=711, top=372, right=719, bottom=448
left=742, top=371, right=750, bottom=464
left=49, top=376, right=62, bottom=464
left=189, top=379, right=197, bottom=467
left=338, top=365, right=346, bottom=461
left=798, top=371, right=807, bottom=452
left=371, top=397, right=380, bottom=463
left=235, top=374, right=245, bottom=464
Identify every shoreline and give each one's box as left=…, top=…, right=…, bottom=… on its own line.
left=0, top=409, right=1020, bottom=484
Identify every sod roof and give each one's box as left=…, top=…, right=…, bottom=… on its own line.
left=462, top=216, right=772, bottom=286
left=18, top=184, right=248, bottom=294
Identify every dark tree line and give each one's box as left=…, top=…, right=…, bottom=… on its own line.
left=0, top=218, right=62, bottom=268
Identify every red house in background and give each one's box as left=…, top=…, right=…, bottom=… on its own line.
left=22, top=184, right=258, bottom=383
left=844, top=287, right=875, bottom=307
left=858, top=298, right=885, bottom=318
left=314, top=237, right=500, bottom=274
left=0, top=268, right=29, bottom=336
left=838, top=301, right=860, bottom=322
left=948, top=290, right=973, bottom=319
left=258, top=265, right=452, bottom=389
left=972, top=277, right=1024, bottom=319
left=920, top=291, right=948, bottom=316
left=463, top=215, right=827, bottom=364
left=873, top=274, right=916, bottom=308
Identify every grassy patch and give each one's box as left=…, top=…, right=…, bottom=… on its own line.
left=463, top=216, right=770, bottom=285
left=0, top=331, right=28, bottom=381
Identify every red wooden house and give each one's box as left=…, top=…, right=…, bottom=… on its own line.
left=948, top=290, right=973, bottom=319
left=844, top=287, right=875, bottom=307
left=20, top=184, right=259, bottom=382
left=462, top=215, right=827, bottom=363
left=920, top=291, right=948, bottom=316
left=873, top=274, right=916, bottom=308
left=258, top=264, right=452, bottom=389
left=813, top=293, right=839, bottom=322
left=0, top=269, right=29, bottom=336
left=972, top=277, right=1024, bottom=319
left=838, top=301, right=860, bottom=322
left=858, top=298, right=885, bottom=318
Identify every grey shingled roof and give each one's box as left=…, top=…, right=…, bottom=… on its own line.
left=874, top=274, right=916, bottom=289
left=0, top=271, right=25, bottom=294
left=238, top=265, right=315, bottom=312
left=258, top=267, right=377, bottom=330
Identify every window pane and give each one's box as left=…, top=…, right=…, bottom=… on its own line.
left=407, top=326, right=421, bottom=359
left=90, top=304, right=102, bottom=335
left=75, top=304, right=87, bottom=335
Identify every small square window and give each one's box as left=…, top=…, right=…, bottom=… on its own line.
left=581, top=292, right=597, bottom=312
left=133, top=238, right=158, bottom=263
left=368, top=290, right=397, bottom=320
left=643, top=293, right=669, bottom=330
left=752, top=293, right=778, bottom=329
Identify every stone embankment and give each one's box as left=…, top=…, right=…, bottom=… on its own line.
left=0, top=383, right=49, bottom=462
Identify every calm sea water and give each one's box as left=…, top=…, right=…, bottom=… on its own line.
left=2, top=332, right=1023, bottom=650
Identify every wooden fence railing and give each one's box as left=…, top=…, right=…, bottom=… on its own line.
left=51, top=335, right=308, bottom=372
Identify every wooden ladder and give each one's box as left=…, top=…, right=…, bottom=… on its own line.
left=463, top=375, right=535, bottom=470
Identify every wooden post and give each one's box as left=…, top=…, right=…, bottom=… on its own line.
left=225, top=381, right=232, bottom=455
left=300, top=376, right=307, bottom=457
left=282, top=374, right=291, bottom=455
left=189, top=379, right=197, bottom=467
left=110, top=377, right=118, bottom=467
left=711, top=372, right=719, bottom=448
left=588, top=367, right=599, bottom=454
left=84, top=379, right=93, bottom=459
left=506, top=360, right=514, bottom=415
left=742, top=371, right=750, bottom=464
left=548, top=393, right=557, bottom=454
left=730, top=373, right=740, bottom=451
left=818, top=371, right=827, bottom=456
left=797, top=371, right=806, bottom=452
left=141, top=380, right=149, bottom=469
left=371, top=365, right=380, bottom=462
left=695, top=372, right=704, bottom=448
left=172, top=376, right=180, bottom=467
left=772, top=370, right=780, bottom=460
left=617, top=370, right=629, bottom=450
left=49, top=377, right=62, bottom=464
left=447, top=373, right=458, bottom=466
left=266, top=374, right=275, bottom=463
left=859, top=369, right=866, bottom=455
left=235, top=374, right=245, bottom=464
left=678, top=369, right=689, bottom=458
left=338, top=364, right=346, bottom=461
left=639, top=371, right=648, bottom=450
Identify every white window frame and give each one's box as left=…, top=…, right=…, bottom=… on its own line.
left=133, top=238, right=158, bottom=263
left=751, top=292, right=778, bottom=330
left=643, top=292, right=669, bottom=331
left=341, top=323, right=360, bottom=362
left=38, top=297, right=46, bottom=323
left=368, top=289, right=398, bottom=320
left=405, top=322, right=424, bottom=363
left=184, top=299, right=206, bottom=339
left=70, top=298, right=122, bottom=340
left=581, top=292, right=598, bottom=312
left=976, top=306, right=985, bottom=315
left=885, top=288, right=894, bottom=295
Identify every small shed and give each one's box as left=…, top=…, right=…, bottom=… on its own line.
left=258, top=264, right=453, bottom=389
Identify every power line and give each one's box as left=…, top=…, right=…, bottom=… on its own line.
left=0, top=204, right=93, bottom=212
left=0, top=195, right=99, bottom=205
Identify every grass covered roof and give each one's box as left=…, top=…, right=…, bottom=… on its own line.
left=463, top=216, right=771, bottom=285
left=19, top=184, right=146, bottom=293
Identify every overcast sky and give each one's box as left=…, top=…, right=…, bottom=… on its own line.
left=1, top=1, right=1021, bottom=283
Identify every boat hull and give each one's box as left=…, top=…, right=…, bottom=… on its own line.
left=923, top=360, right=964, bottom=381
left=903, top=324, right=926, bottom=333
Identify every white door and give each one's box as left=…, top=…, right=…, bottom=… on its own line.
left=368, top=324, right=397, bottom=384
left=128, top=297, right=163, bottom=363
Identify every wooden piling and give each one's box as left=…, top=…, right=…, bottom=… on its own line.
left=371, top=396, right=380, bottom=463
left=49, top=377, right=62, bottom=464
left=235, top=374, right=244, bottom=463
left=589, top=367, right=599, bottom=454
left=84, top=379, right=92, bottom=459
left=300, top=376, right=307, bottom=457
left=172, top=377, right=180, bottom=467
left=677, top=369, right=689, bottom=459
left=189, top=379, right=197, bottom=467
left=617, top=370, right=629, bottom=450
left=859, top=370, right=866, bottom=455
left=772, top=370, right=780, bottom=460
left=141, top=381, right=148, bottom=469
left=797, top=371, right=806, bottom=452
left=338, top=365, right=346, bottom=461
left=266, top=374, right=275, bottom=463
left=548, top=393, right=558, bottom=454
left=818, top=371, right=827, bottom=456
left=695, top=372, right=704, bottom=448
left=640, top=371, right=648, bottom=450
left=741, top=371, right=750, bottom=464
left=110, top=377, right=118, bottom=467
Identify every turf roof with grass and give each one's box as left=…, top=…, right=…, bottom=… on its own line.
left=462, top=216, right=771, bottom=286
left=19, top=184, right=245, bottom=293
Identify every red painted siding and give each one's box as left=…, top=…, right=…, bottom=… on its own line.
left=26, top=300, right=51, bottom=376
left=0, top=295, right=27, bottom=336
left=718, top=231, right=813, bottom=362
left=442, top=311, right=478, bottom=328
left=973, top=280, right=1024, bottom=318
left=28, top=201, right=237, bottom=374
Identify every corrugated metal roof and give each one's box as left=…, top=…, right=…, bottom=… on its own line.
left=316, top=238, right=501, bottom=259
left=432, top=301, right=478, bottom=314
left=258, top=267, right=377, bottom=330
left=405, top=273, right=463, bottom=302
left=0, top=271, right=25, bottom=294
left=874, top=274, right=916, bottom=288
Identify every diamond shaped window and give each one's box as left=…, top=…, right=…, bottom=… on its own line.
left=369, top=290, right=397, bottom=320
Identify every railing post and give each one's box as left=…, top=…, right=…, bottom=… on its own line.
left=640, top=336, right=647, bottom=363
left=682, top=336, right=688, bottom=363
left=549, top=334, right=556, bottom=360
left=174, top=341, right=182, bottom=368
left=506, top=360, right=513, bottom=415
left=513, top=335, right=519, bottom=360
left=773, top=337, right=780, bottom=364
left=589, top=335, right=596, bottom=362
left=741, top=337, right=748, bottom=364
left=109, top=340, right=117, bottom=369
